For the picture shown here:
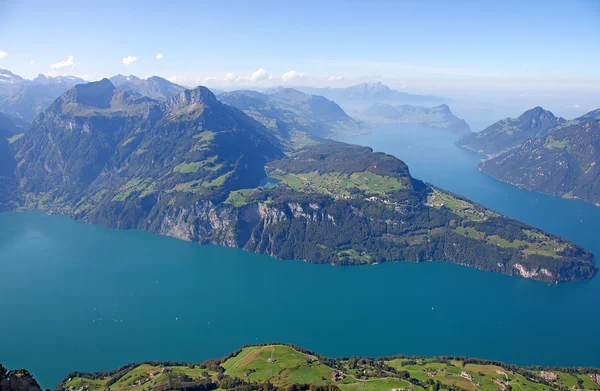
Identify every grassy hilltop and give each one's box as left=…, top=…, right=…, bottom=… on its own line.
left=57, top=344, right=600, bottom=391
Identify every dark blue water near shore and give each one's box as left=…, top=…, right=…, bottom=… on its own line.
left=1, top=124, right=599, bottom=389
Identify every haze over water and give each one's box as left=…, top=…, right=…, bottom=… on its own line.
left=2, top=124, right=599, bottom=389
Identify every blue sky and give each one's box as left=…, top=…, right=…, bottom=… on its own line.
left=0, top=0, right=599, bottom=98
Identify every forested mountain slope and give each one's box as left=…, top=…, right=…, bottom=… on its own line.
left=457, top=107, right=565, bottom=156
left=479, top=110, right=600, bottom=205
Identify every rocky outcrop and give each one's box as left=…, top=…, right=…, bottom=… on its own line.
left=0, top=366, right=42, bottom=391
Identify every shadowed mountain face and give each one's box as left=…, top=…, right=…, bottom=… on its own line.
left=362, top=103, right=471, bottom=133
left=109, top=74, right=187, bottom=101
left=457, top=107, right=566, bottom=156
left=0, top=117, right=20, bottom=211
left=219, top=88, right=364, bottom=142
left=0, top=70, right=85, bottom=123
left=479, top=109, right=600, bottom=205
left=0, top=111, right=28, bottom=138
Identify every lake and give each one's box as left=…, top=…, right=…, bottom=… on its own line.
left=1, top=124, right=600, bottom=389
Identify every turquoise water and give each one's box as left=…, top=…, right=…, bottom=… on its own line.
left=1, top=124, right=600, bottom=389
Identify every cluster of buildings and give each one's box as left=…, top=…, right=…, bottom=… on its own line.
left=589, top=374, right=600, bottom=385
left=67, top=386, right=88, bottom=391
left=390, top=388, right=412, bottom=391
left=460, top=372, right=474, bottom=381
left=540, top=371, right=557, bottom=381
left=331, top=371, right=345, bottom=382
left=495, top=378, right=509, bottom=389
left=149, top=368, right=169, bottom=378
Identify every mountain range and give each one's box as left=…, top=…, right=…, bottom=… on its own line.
left=0, top=69, right=86, bottom=122
left=0, top=79, right=594, bottom=283
left=361, top=102, right=471, bottom=133
left=471, top=109, right=600, bottom=205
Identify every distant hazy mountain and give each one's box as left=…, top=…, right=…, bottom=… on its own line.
left=457, top=107, right=565, bottom=156
left=219, top=87, right=364, bottom=142
left=298, top=82, right=445, bottom=106
left=0, top=117, right=19, bottom=211
left=0, top=69, right=25, bottom=84
left=0, top=111, right=28, bottom=138
left=479, top=109, right=600, bottom=206
left=363, top=103, right=470, bottom=133
left=109, top=74, right=186, bottom=101
left=0, top=69, right=85, bottom=122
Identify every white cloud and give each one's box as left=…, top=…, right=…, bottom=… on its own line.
left=282, top=70, right=306, bottom=83
left=0, top=51, right=7, bottom=59
left=30, top=60, right=35, bottom=65
left=249, top=67, right=271, bottom=82
left=391, top=80, right=407, bottom=89
left=122, top=56, right=137, bottom=65
left=79, top=74, right=93, bottom=81
left=326, top=75, right=343, bottom=81
left=51, top=55, right=74, bottom=69
left=232, top=68, right=272, bottom=83
left=167, top=75, right=189, bottom=84
left=204, top=68, right=273, bottom=85
left=156, top=53, right=164, bottom=60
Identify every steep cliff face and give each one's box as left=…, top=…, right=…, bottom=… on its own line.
left=68, top=178, right=594, bottom=284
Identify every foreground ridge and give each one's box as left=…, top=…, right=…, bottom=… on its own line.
left=51, top=343, right=600, bottom=391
